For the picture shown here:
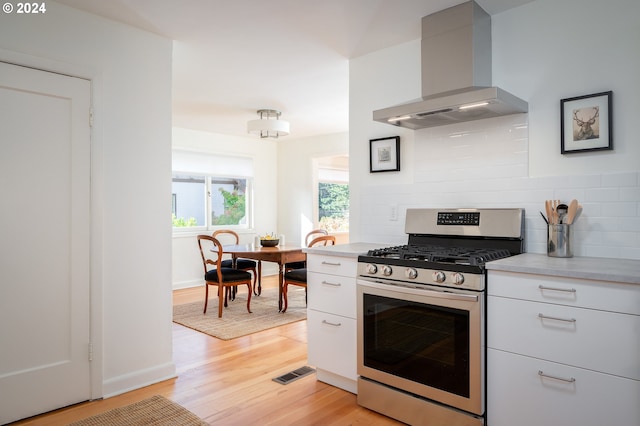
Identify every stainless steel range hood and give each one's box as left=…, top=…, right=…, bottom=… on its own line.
left=373, top=0, right=527, bottom=129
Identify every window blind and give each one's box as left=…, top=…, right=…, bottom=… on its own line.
left=172, top=150, right=253, bottom=177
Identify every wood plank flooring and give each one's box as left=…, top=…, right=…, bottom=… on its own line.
left=12, top=276, right=401, bottom=425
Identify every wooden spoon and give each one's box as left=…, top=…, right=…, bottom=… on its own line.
left=545, top=200, right=553, bottom=224
left=566, top=199, right=579, bottom=224
left=549, top=199, right=559, bottom=224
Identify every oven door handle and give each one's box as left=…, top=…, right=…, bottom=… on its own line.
left=357, top=279, right=478, bottom=302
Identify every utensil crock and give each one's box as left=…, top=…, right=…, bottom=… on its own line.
left=547, top=224, right=572, bottom=258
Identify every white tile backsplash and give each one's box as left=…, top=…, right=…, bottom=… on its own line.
left=619, top=217, right=640, bottom=232
left=584, top=187, right=621, bottom=202
left=565, top=174, right=602, bottom=189
left=620, top=187, right=640, bottom=201
left=602, top=172, right=638, bottom=187
left=360, top=115, right=640, bottom=260
left=601, top=202, right=637, bottom=217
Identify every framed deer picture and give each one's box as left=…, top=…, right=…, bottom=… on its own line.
left=561, top=91, right=612, bottom=154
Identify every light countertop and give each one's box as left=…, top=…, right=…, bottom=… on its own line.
left=487, top=253, right=640, bottom=285
left=306, top=245, right=640, bottom=285
left=303, top=242, right=385, bottom=258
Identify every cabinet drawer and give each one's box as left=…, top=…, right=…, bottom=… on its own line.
left=307, top=255, right=357, bottom=277
left=307, top=310, right=356, bottom=381
left=307, top=271, right=356, bottom=318
left=488, top=296, right=640, bottom=379
left=488, top=349, right=640, bottom=426
left=488, top=270, right=640, bottom=315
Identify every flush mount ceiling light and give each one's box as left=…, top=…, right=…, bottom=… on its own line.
left=247, top=109, right=290, bottom=139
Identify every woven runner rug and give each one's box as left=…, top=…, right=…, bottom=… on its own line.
left=67, top=395, right=208, bottom=426
left=173, top=287, right=307, bottom=340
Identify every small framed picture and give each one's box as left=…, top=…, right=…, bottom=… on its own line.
left=370, top=136, right=400, bottom=172
left=560, top=91, right=612, bottom=154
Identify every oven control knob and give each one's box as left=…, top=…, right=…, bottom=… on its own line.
left=405, top=268, right=418, bottom=279
left=452, top=272, right=465, bottom=285
left=433, top=271, right=446, bottom=283
left=366, top=264, right=378, bottom=274
left=382, top=265, right=393, bottom=276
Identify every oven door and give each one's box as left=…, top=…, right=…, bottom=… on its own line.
left=357, top=278, right=484, bottom=416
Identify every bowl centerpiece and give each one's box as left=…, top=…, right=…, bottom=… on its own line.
left=260, top=234, right=279, bottom=247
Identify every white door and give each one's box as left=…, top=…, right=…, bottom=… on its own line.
left=0, top=61, right=91, bottom=424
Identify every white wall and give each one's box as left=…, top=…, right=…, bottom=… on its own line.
left=278, top=132, right=349, bottom=246
left=0, top=2, right=175, bottom=397
left=350, top=0, right=640, bottom=260
left=492, top=0, right=640, bottom=177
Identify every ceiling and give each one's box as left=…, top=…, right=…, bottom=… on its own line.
left=55, top=0, right=533, bottom=139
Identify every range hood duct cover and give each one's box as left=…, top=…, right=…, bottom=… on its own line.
left=373, top=0, right=527, bottom=129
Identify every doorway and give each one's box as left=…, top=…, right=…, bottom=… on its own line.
left=313, top=155, right=349, bottom=244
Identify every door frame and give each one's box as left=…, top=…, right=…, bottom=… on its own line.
left=0, top=48, right=104, bottom=400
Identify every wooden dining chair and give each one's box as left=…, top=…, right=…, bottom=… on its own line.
left=213, top=229, right=262, bottom=296
left=197, top=235, right=253, bottom=318
left=284, top=229, right=329, bottom=271
left=305, top=229, right=329, bottom=246
left=282, top=235, right=336, bottom=313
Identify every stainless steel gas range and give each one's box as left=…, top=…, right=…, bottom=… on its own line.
left=356, top=208, right=525, bottom=426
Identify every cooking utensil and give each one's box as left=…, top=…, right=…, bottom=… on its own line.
left=575, top=204, right=583, bottom=222
left=551, top=199, right=561, bottom=224
left=566, top=199, right=579, bottom=224
left=556, top=203, right=568, bottom=223
left=545, top=200, right=554, bottom=224
left=539, top=211, right=549, bottom=225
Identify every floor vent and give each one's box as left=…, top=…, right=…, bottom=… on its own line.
left=272, top=366, right=316, bottom=385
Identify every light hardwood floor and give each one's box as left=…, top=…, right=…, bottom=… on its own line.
left=13, top=275, right=402, bottom=425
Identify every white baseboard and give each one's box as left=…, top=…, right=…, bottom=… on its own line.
left=101, top=362, right=177, bottom=398
left=172, top=279, right=202, bottom=290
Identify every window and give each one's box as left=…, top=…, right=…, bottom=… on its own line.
left=210, top=177, right=248, bottom=226
left=316, top=156, right=349, bottom=232
left=172, top=175, right=205, bottom=227
left=318, top=182, right=349, bottom=232
left=172, top=151, right=253, bottom=230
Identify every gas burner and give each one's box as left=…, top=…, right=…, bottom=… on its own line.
left=367, top=245, right=512, bottom=267
left=367, top=245, right=406, bottom=258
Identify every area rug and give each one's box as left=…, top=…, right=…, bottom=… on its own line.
left=67, top=395, right=208, bottom=426
left=173, top=287, right=307, bottom=340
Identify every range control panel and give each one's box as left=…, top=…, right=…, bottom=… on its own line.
left=437, top=211, right=480, bottom=226
left=357, top=262, right=484, bottom=291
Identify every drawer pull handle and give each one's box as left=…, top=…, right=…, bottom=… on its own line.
left=322, top=280, right=342, bottom=287
left=538, top=285, right=576, bottom=293
left=538, top=370, right=576, bottom=383
left=322, top=261, right=342, bottom=266
left=322, top=319, right=342, bottom=327
left=538, top=313, right=576, bottom=323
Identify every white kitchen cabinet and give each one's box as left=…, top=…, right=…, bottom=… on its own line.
left=307, top=271, right=356, bottom=319
left=489, top=296, right=640, bottom=379
left=307, top=310, right=356, bottom=382
left=488, top=349, right=640, bottom=426
left=487, top=270, right=640, bottom=426
left=306, top=253, right=358, bottom=393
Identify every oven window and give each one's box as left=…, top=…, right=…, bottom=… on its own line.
left=363, top=294, right=470, bottom=397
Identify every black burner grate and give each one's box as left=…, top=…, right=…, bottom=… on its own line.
left=367, top=245, right=512, bottom=266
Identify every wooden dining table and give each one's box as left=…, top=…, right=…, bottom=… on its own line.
left=222, top=243, right=306, bottom=312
